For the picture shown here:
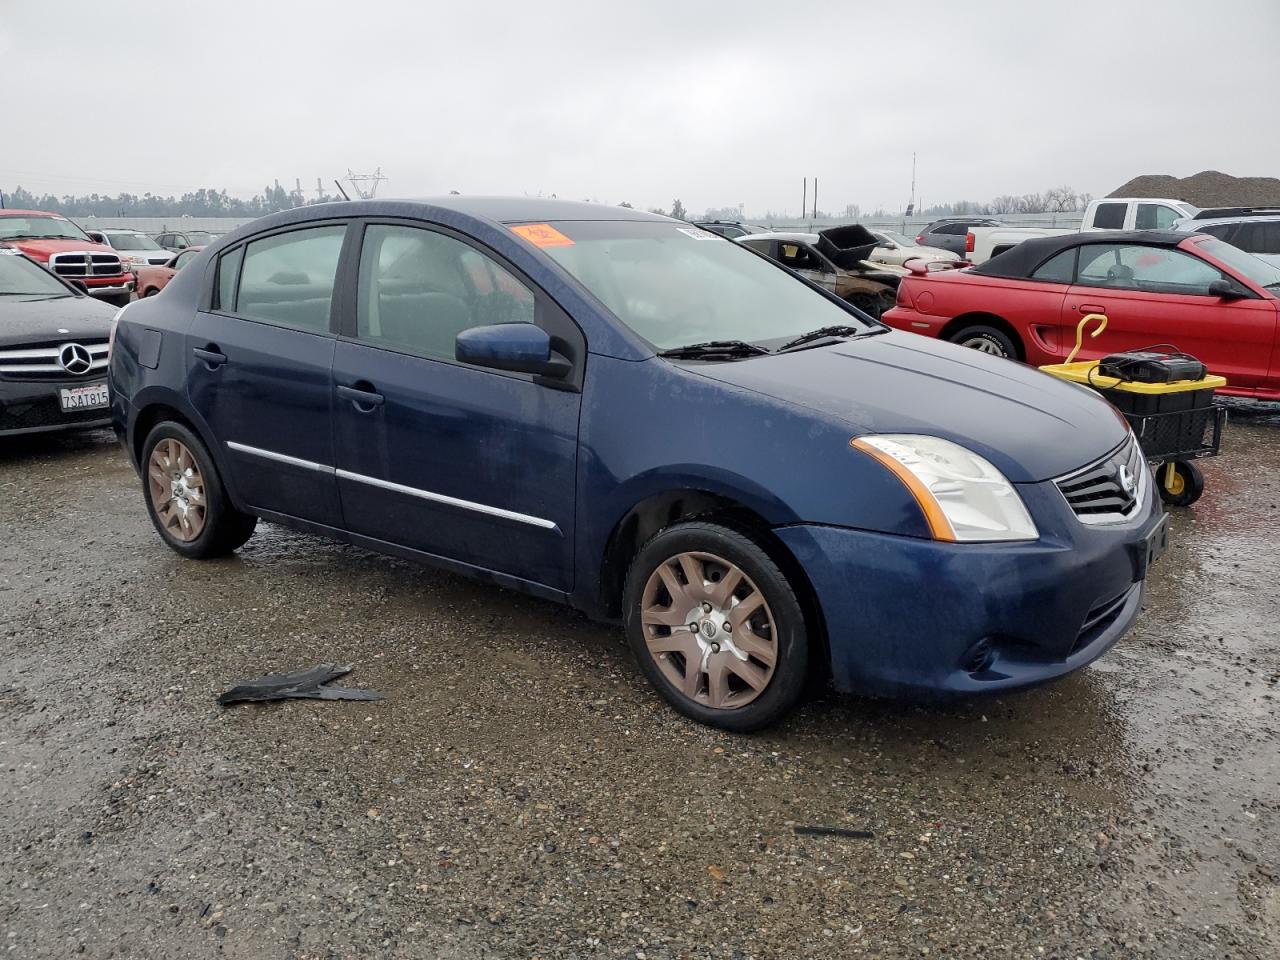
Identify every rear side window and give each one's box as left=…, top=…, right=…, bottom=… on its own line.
left=934, top=223, right=968, bottom=236
left=235, top=225, right=346, bottom=332
left=1198, top=223, right=1235, bottom=241
left=1091, top=203, right=1127, bottom=230
left=1031, top=249, right=1076, bottom=283
left=356, top=224, right=535, bottom=361
left=1231, top=221, right=1280, bottom=255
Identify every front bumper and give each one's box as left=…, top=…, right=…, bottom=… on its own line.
left=775, top=473, right=1166, bottom=698
left=0, top=377, right=112, bottom=437
left=83, top=281, right=135, bottom=298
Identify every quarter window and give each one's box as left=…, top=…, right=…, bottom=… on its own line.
left=356, top=224, right=535, bottom=362
left=235, top=225, right=346, bottom=332
left=215, top=246, right=243, bottom=311
left=1031, top=249, right=1076, bottom=283
left=1077, top=244, right=1224, bottom=295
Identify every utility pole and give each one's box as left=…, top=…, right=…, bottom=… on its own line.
left=344, top=168, right=388, bottom=200
left=813, top=178, right=818, bottom=220
left=316, top=177, right=325, bottom=202
left=802, top=178, right=807, bottom=223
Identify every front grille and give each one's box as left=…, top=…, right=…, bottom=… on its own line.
left=47, top=251, right=124, bottom=277
left=0, top=396, right=109, bottom=432
left=0, top=341, right=109, bottom=379
left=1055, top=437, right=1146, bottom=524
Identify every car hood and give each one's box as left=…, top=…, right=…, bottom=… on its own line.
left=684, top=331, right=1127, bottom=483
left=6, top=237, right=119, bottom=260
left=0, top=295, right=116, bottom=348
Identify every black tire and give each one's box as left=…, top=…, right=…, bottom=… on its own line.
left=143, top=287, right=160, bottom=297
left=848, top=292, right=884, bottom=321
left=102, top=293, right=132, bottom=308
left=623, top=520, right=809, bottom=732
left=141, top=421, right=257, bottom=558
left=948, top=323, right=1018, bottom=360
left=1158, top=460, right=1204, bottom=507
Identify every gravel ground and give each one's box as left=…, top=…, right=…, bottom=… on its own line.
left=2, top=410, right=1278, bottom=959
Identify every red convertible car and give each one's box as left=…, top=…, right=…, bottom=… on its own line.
left=883, top=231, right=1280, bottom=400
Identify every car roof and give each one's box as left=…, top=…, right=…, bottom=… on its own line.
left=0, top=209, right=74, bottom=218
left=397, top=196, right=670, bottom=224
left=972, top=230, right=1194, bottom=278
left=1175, top=213, right=1280, bottom=228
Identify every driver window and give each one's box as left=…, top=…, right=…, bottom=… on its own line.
left=777, top=242, right=826, bottom=272
left=1077, top=244, right=1223, bottom=295
left=357, top=225, right=535, bottom=361
left=1136, top=204, right=1182, bottom=230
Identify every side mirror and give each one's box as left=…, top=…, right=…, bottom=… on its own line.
left=1208, top=278, right=1247, bottom=300
left=69, top=279, right=89, bottom=295
left=455, top=323, right=571, bottom=378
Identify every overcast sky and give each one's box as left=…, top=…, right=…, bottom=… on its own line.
left=2, top=0, right=1276, bottom=216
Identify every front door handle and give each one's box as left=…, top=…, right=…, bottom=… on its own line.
left=193, top=346, right=227, bottom=367
left=1077, top=304, right=1107, bottom=314
left=336, top=383, right=385, bottom=410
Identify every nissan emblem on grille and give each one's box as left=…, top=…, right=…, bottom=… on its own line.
left=58, top=343, right=93, bottom=375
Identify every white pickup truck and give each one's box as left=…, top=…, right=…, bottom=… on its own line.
left=965, top=197, right=1199, bottom=264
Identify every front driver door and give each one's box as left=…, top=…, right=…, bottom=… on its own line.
left=331, top=221, right=583, bottom=592
left=1063, top=243, right=1276, bottom=389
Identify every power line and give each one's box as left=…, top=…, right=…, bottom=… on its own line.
left=343, top=168, right=387, bottom=200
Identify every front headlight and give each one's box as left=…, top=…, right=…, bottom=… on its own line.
left=851, top=434, right=1038, bottom=542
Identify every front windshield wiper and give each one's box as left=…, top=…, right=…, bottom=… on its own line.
left=776, top=324, right=877, bottom=352
left=657, top=339, right=771, bottom=360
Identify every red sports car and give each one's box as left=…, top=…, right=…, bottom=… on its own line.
left=883, top=231, right=1280, bottom=401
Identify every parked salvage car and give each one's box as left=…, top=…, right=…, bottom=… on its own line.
left=0, top=250, right=114, bottom=436
left=0, top=209, right=135, bottom=306
left=134, top=247, right=204, bottom=298
left=110, top=197, right=1167, bottom=731
left=737, top=227, right=903, bottom=318
left=883, top=230, right=1280, bottom=400
left=154, top=229, right=222, bottom=252
left=90, top=228, right=176, bottom=269
left=1171, top=209, right=1280, bottom=267
left=915, top=217, right=1003, bottom=257
left=692, top=220, right=769, bottom=239
left=870, top=230, right=959, bottom=268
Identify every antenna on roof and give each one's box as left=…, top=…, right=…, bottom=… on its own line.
left=343, top=168, right=387, bottom=200
left=333, top=179, right=350, bottom=201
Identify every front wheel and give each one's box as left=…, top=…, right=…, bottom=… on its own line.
left=141, top=422, right=257, bottom=558
left=948, top=323, right=1017, bottom=359
left=1158, top=460, right=1204, bottom=507
left=623, top=520, right=809, bottom=732
left=102, top=293, right=132, bottom=308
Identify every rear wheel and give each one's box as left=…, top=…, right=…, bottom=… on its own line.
left=1158, top=460, right=1204, bottom=507
left=623, top=521, right=809, bottom=732
left=141, top=422, right=257, bottom=558
left=948, top=323, right=1017, bottom=359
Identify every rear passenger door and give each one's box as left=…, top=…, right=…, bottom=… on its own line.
left=186, top=222, right=349, bottom=526
left=330, top=221, right=583, bottom=593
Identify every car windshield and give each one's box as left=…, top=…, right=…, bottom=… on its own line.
left=534, top=220, right=874, bottom=350
left=0, top=254, right=71, bottom=296
left=0, top=215, right=91, bottom=242
left=107, top=232, right=163, bottom=251
left=1198, top=238, right=1280, bottom=289
left=881, top=231, right=916, bottom=247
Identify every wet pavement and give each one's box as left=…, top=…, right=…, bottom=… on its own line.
left=1, top=410, right=1278, bottom=959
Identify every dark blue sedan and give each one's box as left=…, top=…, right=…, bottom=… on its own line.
left=108, top=198, right=1166, bottom=731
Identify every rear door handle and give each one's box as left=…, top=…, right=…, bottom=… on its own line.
left=336, top=383, right=385, bottom=409
left=193, top=346, right=227, bottom=367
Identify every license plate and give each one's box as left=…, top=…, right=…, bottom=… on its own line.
left=59, top=382, right=109, bottom=413
left=1131, top=514, right=1169, bottom=581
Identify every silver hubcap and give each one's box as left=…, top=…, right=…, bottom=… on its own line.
left=961, top=336, right=1006, bottom=356
left=639, top=551, right=778, bottom=710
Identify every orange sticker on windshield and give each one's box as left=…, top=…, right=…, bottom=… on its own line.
left=510, top=223, right=574, bottom=248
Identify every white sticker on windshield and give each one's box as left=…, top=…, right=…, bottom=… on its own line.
left=676, top=226, right=718, bottom=240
